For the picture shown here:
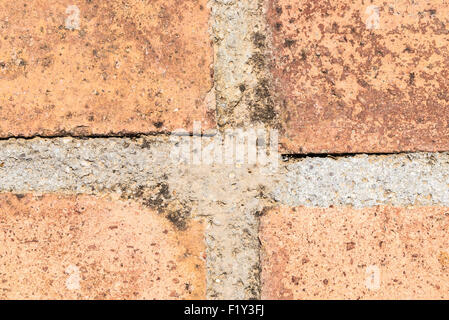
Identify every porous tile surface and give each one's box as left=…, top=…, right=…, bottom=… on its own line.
left=0, top=0, right=214, bottom=137
left=267, top=0, right=449, bottom=153
left=261, top=206, right=449, bottom=299
left=0, top=194, right=205, bottom=299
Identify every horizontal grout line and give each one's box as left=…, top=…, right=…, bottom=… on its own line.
left=274, top=152, right=449, bottom=208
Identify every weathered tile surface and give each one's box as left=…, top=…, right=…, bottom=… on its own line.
left=261, top=206, right=449, bottom=299
left=268, top=0, right=449, bottom=153
left=0, top=194, right=205, bottom=299
left=0, top=0, right=215, bottom=137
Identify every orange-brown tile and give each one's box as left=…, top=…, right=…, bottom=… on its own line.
left=0, top=0, right=215, bottom=137
left=261, top=206, right=449, bottom=299
left=268, top=0, right=449, bottom=153
left=0, top=194, right=205, bottom=299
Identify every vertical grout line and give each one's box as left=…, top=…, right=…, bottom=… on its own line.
left=205, top=0, right=277, bottom=300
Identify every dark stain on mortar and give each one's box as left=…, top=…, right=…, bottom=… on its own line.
left=246, top=262, right=261, bottom=299
left=252, top=32, right=267, bottom=49
left=250, top=79, right=277, bottom=124
left=143, top=181, right=172, bottom=211
left=119, top=180, right=191, bottom=231
left=249, top=53, right=266, bottom=72
left=166, top=205, right=191, bottom=231
left=248, top=30, right=278, bottom=126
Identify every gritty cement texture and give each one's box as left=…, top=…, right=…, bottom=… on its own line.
left=211, top=0, right=278, bottom=128
left=0, top=136, right=278, bottom=299
left=0, top=137, right=169, bottom=193
left=275, top=153, right=449, bottom=208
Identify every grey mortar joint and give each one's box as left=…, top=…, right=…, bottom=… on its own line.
left=275, top=153, right=449, bottom=208
left=207, top=0, right=279, bottom=299
left=210, top=0, right=278, bottom=129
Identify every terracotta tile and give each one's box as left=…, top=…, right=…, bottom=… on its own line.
left=267, top=0, right=449, bottom=153
left=0, top=194, right=205, bottom=299
left=261, top=206, right=449, bottom=299
left=0, top=0, right=215, bottom=137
